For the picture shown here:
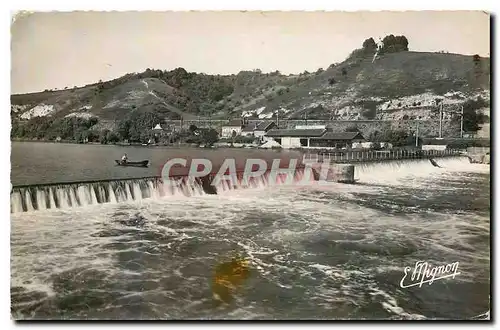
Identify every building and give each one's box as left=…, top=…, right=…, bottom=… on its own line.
left=241, top=124, right=256, bottom=137
left=254, top=121, right=277, bottom=140
left=265, top=127, right=366, bottom=149
left=310, top=132, right=365, bottom=149
left=241, top=121, right=277, bottom=140
left=150, top=123, right=168, bottom=143
left=265, top=128, right=326, bottom=148
left=221, top=119, right=244, bottom=138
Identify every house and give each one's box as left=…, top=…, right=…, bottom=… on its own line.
left=309, top=132, right=366, bottom=149
left=265, top=127, right=366, bottom=149
left=240, top=121, right=277, bottom=140
left=241, top=124, right=256, bottom=137
left=150, top=123, right=168, bottom=143
left=221, top=119, right=244, bottom=138
left=265, top=128, right=326, bottom=148
left=254, top=121, right=277, bottom=140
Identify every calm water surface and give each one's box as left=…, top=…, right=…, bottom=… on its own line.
left=10, top=142, right=301, bottom=186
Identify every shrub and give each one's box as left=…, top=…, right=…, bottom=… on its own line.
left=422, top=138, right=490, bottom=148
left=371, top=142, right=382, bottom=150
left=234, top=135, right=256, bottom=144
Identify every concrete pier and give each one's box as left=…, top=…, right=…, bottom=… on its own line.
left=311, top=163, right=356, bottom=184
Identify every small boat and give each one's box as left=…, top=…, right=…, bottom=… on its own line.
left=115, top=160, right=149, bottom=167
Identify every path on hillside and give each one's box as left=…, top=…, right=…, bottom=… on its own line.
left=141, top=79, right=196, bottom=120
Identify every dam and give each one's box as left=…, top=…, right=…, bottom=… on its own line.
left=10, top=147, right=472, bottom=213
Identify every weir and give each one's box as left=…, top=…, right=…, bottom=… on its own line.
left=10, top=155, right=476, bottom=214
left=10, top=168, right=313, bottom=214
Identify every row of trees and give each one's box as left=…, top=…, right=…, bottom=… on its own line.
left=10, top=111, right=224, bottom=147
left=11, top=116, right=99, bottom=142
left=363, top=35, right=409, bottom=54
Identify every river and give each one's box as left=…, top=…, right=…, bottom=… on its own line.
left=10, top=142, right=490, bottom=320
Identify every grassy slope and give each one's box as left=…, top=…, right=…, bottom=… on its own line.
left=11, top=51, right=490, bottom=122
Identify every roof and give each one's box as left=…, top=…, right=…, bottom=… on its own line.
left=152, top=123, right=163, bottom=130
left=255, top=121, right=275, bottom=131
left=240, top=121, right=275, bottom=132
left=266, top=129, right=326, bottom=137
left=242, top=125, right=257, bottom=132
left=223, top=119, right=243, bottom=127
left=295, top=125, right=326, bottom=130
left=311, top=132, right=366, bottom=141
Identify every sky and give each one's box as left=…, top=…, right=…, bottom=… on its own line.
left=11, top=11, right=490, bottom=94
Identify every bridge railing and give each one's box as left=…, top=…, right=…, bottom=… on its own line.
left=302, top=149, right=464, bottom=163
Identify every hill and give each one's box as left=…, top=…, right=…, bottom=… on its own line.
left=11, top=38, right=490, bottom=143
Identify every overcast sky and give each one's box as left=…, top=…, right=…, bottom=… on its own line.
left=11, top=11, right=490, bottom=94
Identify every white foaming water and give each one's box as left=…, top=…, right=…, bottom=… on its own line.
left=10, top=168, right=312, bottom=214
left=36, top=190, right=47, bottom=211
left=11, top=191, right=23, bottom=213
left=355, top=156, right=488, bottom=185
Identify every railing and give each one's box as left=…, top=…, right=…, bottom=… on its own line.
left=302, top=149, right=464, bottom=163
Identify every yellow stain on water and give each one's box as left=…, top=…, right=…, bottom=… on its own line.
left=211, top=255, right=251, bottom=305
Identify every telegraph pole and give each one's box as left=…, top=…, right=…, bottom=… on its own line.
left=415, top=121, right=419, bottom=147
left=460, top=105, right=464, bottom=138
left=439, top=103, right=443, bottom=138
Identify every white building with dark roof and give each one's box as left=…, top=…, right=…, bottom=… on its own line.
left=221, top=119, right=244, bottom=138
left=265, top=127, right=366, bottom=149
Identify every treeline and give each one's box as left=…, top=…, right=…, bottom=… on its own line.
left=11, top=116, right=99, bottom=142
left=10, top=112, right=222, bottom=146
left=349, top=34, right=409, bottom=60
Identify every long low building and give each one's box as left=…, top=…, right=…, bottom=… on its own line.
left=265, top=128, right=366, bottom=149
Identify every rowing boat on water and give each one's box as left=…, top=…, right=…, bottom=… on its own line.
left=114, top=160, right=149, bottom=167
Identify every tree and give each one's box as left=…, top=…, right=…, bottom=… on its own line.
left=117, top=120, right=131, bottom=140
left=380, top=34, right=409, bottom=54
left=231, top=130, right=237, bottom=146
left=87, top=130, right=99, bottom=142
left=380, top=129, right=409, bottom=147
left=462, top=98, right=489, bottom=132
left=341, top=68, right=347, bottom=76
left=200, top=128, right=219, bottom=146
left=188, top=124, right=198, bottom=133
left=119, top=111, right=161, bottom=142
left=106, top=131, right=120, bottom=143
left=369, top=130, right=382, bottom=142
left=99, top=129, right=110, bottom=144
left=362, top=37, right=377, bottom=53
left=328, top=77, right=336, bottom=85
left=371, top=142, right=382, bottom=150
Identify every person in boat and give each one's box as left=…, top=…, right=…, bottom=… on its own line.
left=121, top=153, right=128, bottom=164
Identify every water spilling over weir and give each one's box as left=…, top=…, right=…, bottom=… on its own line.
left=10, top=168, right=313, bottom=213
left=10, top=156, right=477, bottom=214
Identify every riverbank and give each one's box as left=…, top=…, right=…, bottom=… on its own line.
left=10, top=138, right=261, bottom=149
